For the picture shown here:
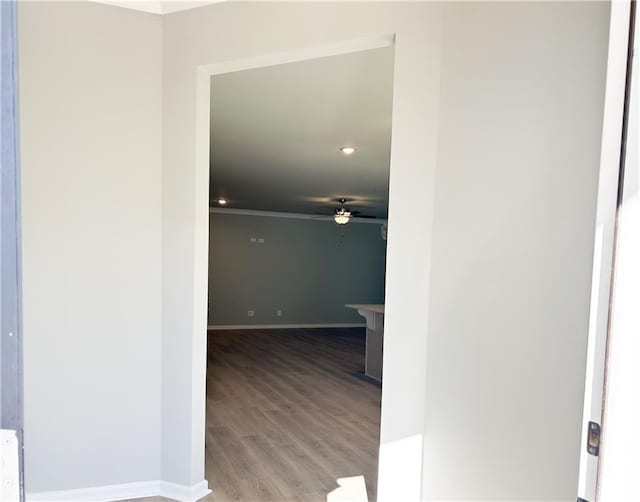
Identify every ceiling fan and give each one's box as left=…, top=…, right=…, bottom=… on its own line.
left=332, top=198, right=377, bottom=225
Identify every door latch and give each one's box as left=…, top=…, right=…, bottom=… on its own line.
left=587, top=421, right=601, bottom=456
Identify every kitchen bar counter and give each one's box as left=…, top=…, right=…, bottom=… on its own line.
left=345, top=304, right=384, bottom=381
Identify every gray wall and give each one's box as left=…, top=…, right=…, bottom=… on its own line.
left=209, top=212, right=386, bottom=326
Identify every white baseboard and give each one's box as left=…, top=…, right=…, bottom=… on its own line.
left=208, top=322, right=366, bottom=330
left=160, top=480, right=211, bottom=502
left=27, top=479, right=211, bottom=502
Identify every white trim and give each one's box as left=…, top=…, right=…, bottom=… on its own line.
left=208, top=323, right=366, bottom=330
left=209, top=207, right=387, bottom=225
left=192, top=33, right=396, bottom=500
left=199, top=33, right=395, bottom=77
left=27, top=481, right=158, bottom=502
left=577, top=1, right=632, bottom=499
left=27, top=480, right=211, bottom=502
left=160, top=480, right=211, bottom=502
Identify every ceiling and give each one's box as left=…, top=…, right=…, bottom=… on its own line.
left=92, top=1, right=221, bottom=15
left=210, top=46, right=394, bottom=219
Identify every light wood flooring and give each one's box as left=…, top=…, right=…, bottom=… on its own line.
left=133, top=327, right=381, bottom=502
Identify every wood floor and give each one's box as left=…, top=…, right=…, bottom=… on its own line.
left=133, top=327, right=381, bottom=502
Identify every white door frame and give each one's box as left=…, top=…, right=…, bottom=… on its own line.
left=596, top=2, right=639, bottom=495
left=194, top=33, right=398, bottom=497
left=577, top=1, right=635, bottom=500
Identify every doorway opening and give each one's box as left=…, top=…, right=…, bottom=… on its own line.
left=204, top=43, right=394, bottom=501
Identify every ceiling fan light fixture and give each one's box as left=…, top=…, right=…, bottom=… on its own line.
left=334, top=207, right=351, bottom=225
left=339, top=146, right=356, bottom=155
left=334, top=214, right=351, bottom=225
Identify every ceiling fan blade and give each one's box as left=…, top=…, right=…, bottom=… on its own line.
left=351, top=212, right=377, bottom=219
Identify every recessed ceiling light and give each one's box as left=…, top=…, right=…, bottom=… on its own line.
left=340, top=146, right=356, bottom=155
left=217, top=198, right=227, bottom=205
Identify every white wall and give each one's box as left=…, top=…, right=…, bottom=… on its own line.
left=423, top=2, right=610, bottom=500
left=15, top=1, right=611, bottom=499
left=18, top=2, right=162, bottom=492
left=161, top=2, right=444, bottom=496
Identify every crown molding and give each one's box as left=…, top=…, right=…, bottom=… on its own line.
left=209, top=207, right=387, bottom=225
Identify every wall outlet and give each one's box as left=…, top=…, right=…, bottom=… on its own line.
left=247, top=310, right=255, bottom=317
left=258, top=238, right=265, bottom=243
left=250, top=237, right=257, bottom=243
left=276, top=309, right=282, bottom=317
